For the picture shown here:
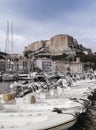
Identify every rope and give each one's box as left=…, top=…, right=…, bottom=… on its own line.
left=52, top=107, right=77, bottom=118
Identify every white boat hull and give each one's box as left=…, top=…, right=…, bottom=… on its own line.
left=0, top=112, right=76, bottom=130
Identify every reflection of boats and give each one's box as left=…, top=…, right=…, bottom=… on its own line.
left=2, top=70, right=18, bottom=81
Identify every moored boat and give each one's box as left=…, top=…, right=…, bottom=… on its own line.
left=0, top=93, right=78, bottom=130
left=0, top=72, right=95, bottom=130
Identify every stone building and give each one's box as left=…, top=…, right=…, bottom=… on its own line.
left=53, top=57, right=83, bottom=73
left=35, top=58, right=52, bottom=72
left=24, top=40, right=48, bottom=55
left=23, top=34, right=84, bottom=73
left=49, top=34, right=75, bottom=53
left=24, top=34, right=76, bottom=55
left=10, top=54, right=27, bottom=72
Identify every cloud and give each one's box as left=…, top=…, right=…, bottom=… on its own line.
left=0, top=32, right=27, bottom=54
left=0, top=0, right=96, bottom=53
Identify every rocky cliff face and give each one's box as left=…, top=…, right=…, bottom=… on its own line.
left=24, top=34, right=75, bottom=54
left=24, top=40, right=46, bottom=52
left=49, top=34, right=74, bottom=52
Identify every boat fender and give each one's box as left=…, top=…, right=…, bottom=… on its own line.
left=30, top=95, right=36, bottom=104
left=3, top=93, right=16, bottom=102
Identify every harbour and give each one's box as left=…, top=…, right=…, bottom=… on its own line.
left=0, top=72, right=96, bottom=130
left=0, top=32, right=96, bottom=129
left=0, top=0, right=96, bottom=129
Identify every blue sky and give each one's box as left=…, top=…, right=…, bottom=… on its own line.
left=0, top=0, right=96, bottom=53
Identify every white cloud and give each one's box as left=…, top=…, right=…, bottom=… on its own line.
left=0, top=0, right=96, bottom=53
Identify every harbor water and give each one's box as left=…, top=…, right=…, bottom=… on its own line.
left=0, top=82, right=96, bottom=130
left=0, top=81, right=12, bottom=94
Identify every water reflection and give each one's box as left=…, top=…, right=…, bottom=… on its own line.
left=0, top=81, right=12, bottom=94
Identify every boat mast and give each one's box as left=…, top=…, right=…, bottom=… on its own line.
left=11, top=22, right=14, bottom=54
left=5, top=21, right=9, bottom=53
left=5, top=21, right=10, bottom=71
left=5, top=21, right=14, bottom=71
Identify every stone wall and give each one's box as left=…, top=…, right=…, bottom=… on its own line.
left=52, top=58, right=83, bottom=73
left=24, top=34, right=75, bottom=54
left=49, top=35, right=68, bottom=52
left=33, top=40, right=46, bottom=51
left=24, top=40, right=46, bottom=52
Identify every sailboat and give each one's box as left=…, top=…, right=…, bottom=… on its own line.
left=2, top=22, right=18, bottom=81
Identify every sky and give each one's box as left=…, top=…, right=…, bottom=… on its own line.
left=0, top=0, right=96, bottom=54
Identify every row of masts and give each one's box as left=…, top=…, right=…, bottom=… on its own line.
left=5, top=21, right=14, bottom=54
